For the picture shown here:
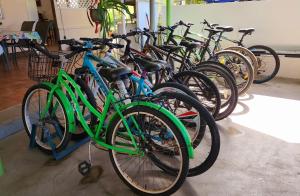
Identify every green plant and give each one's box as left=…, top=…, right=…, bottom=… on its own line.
left=96, top=0, right=133, bottom=38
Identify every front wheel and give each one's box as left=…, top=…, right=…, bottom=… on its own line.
left=248, top=45, right=280, bottom=84
left=107, top=105, right=189, bottom=196
left=22, top=83, right=71, bottom=154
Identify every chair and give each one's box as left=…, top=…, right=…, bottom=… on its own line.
left=20, top=21, right=35, bottom=31
left=7, top=21, right=35, bottom=67
left=35, top=21, right=53, bottom=44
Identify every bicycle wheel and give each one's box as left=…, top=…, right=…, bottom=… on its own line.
left=171, top=70, right=221, bottom=118
left=225, top=46, right=258, bottom=74
left=70, top=77, right=98, bottom=140
left=107, top=105, right=189, bottom=196
left=195, top=63, right=238, bottom=120
left=213, top=50, right=254, bottom=95
left=152, top=82, right=198, bottom=100
left=53, top=76, right=98, bottom=140
left=152, top=92, right=220, bottom=176
left=22, top=83, right=71, bottom=154
left=248, top=45, right=280, bottom=84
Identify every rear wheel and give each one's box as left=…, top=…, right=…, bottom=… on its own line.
left=172, top=71, right=221, bottom=118
left=226, top=46, right=258, bottom=76
left=213, top=50, right=254, bottom=95
left=107, top=105, right=189, bottom=196
left=53, top=76, right=98, bottom=140
left=195, top=63, right=238, bottom=120
left=248, top=45, right=280, bottom=84
left=151, top=92, right=220, bottom=176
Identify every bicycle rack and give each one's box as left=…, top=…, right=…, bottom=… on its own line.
left=29, top=124, right=90, bottom=160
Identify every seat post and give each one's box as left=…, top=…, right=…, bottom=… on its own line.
left=212, top=31, right=224, bottom=52
left=199, top=31, right=215, bottom=62
left=238, top=33, right=247, bottom=46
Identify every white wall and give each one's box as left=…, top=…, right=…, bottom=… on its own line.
left=54, top=4, right=98, bottom=40
left=0, top=0, right=38, bottom=31
left=159, top=0, right=300, bottom=79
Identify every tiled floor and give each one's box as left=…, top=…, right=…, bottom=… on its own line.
left=0, top=56, right=35, bottom=111
left=1, top=78, right=300, bottom=195
left=0, top=45, right=59, bottom=111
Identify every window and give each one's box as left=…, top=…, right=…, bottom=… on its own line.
left=56, top=0, right=92, bottom=8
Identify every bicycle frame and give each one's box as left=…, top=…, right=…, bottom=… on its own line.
left=38, top=45, right=194, bottom=157
left=40, top=69, right=144, bottom=155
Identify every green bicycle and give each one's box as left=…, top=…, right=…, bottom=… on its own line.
left=22, top=42, right=194, bottom=195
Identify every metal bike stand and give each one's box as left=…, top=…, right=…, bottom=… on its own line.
left=29, top=124, right=90, bottom=160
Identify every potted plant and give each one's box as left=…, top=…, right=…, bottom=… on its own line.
left=88, top=0, right=133, bottom=38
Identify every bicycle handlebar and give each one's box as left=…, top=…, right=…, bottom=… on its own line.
left=30, top=42, right=82, bottom=59
left=178, top=20, right=194, bottom=27
left=202, top=19, right=219, bottom=29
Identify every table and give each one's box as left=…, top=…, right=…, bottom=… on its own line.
left=0, top=31, right=41, bottom=71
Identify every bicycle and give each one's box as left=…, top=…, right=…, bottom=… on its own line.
left=160, top=20, right=254, bottom=95
left=22, top=41, right=194, bottom=195
left=202, top=19, right=280, bottom=84
left=62, top=37, right=220, bottom=176
left=137, top=28, right=238, bottom=120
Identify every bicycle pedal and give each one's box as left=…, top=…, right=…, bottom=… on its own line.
left=78, top=161, right=91, bottom=176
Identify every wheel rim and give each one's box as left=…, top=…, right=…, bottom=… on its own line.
left=24, top=88, right=67, bottom=150
left=111, top=111, right=184, bottom=194
left=251, top=48, right=277, bottom=81
left=217, top=52, right=251, bottom=93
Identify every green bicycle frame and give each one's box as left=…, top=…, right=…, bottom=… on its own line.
left=39, top=69, right=194, bottom=158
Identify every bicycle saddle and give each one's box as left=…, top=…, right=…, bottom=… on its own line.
left=134, top=56, right=163, bottom=72
left=161, top=45, right=183, bottom=53
left=216, top=26, right=234, bottom=32
left=98, top=67, right=131, bottom=82
left=204, top=28, right=222, bottom=35
left=180, top=40, right=202, bottom=50
left=238, top=28, right=255, bottom=34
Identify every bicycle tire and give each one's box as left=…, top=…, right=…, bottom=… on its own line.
left=52, top=76, right=98, bottom=140
left=22, top=83, right=71, bottom=154
left=107, top=105, right=189, bottom=196
left=226, top=46, right=258, bottom=75
left=248, top=45, right=280, bottom=84
left=152, top=82, right=198, bottom=100
left=153, top=92, right=220, bottom=176
left=213, top=49, right=254, bottom=95
left=171, top=70, right=221, bottom=118
left=195, top=63, right=238, bottom=120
